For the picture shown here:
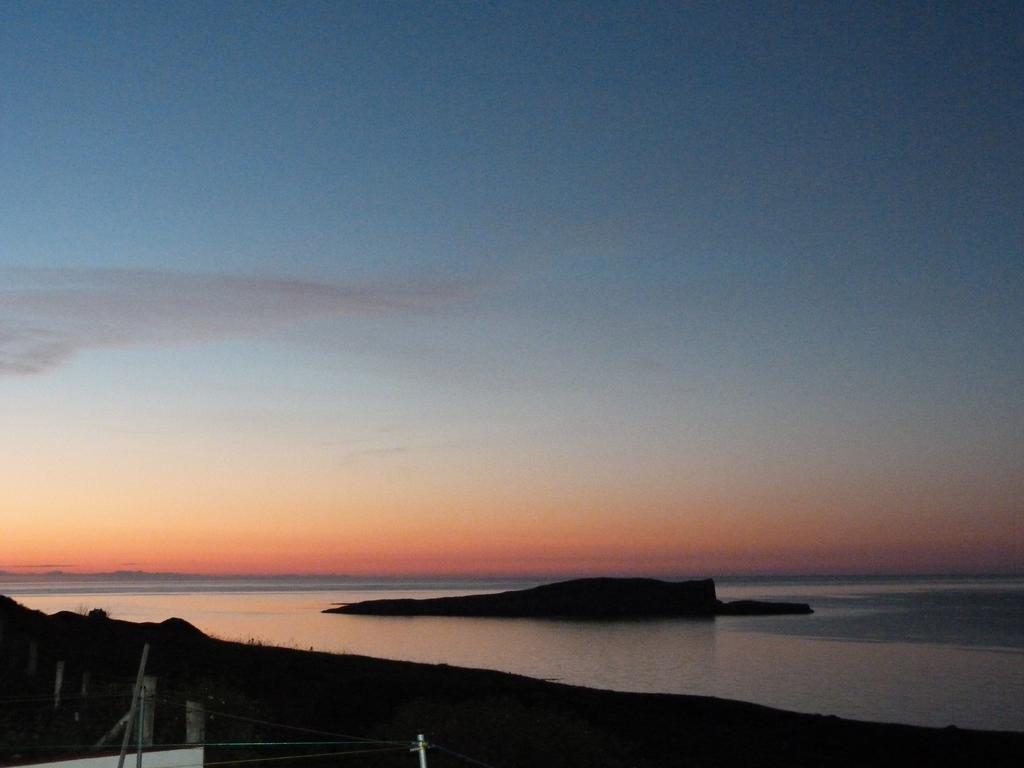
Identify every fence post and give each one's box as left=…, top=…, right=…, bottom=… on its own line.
left=75, top=670, right=91, bottom=722
left=186, top=701, right=206, bottom=745
left=54, top=660, right=65, bottom=708
left=141, top=676, right=157, bottom=746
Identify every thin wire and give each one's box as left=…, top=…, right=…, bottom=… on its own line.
left=177, top=742, right=402, bottom=749
left=0, top=706, right=56, bottom=717
left=0, top=747, right=410, bottom=768
left=206, top=747, right=411, bottom=765
left=0, top=692, right=130, bottom=704
left=0, top=701, right=130, bottom=716
left=432, top=744, right=501, bottom=768
left=124, top=747, right=411, bottom=768
left=154, top=698, right=405, bottom=746
left=0, top=741, right=392, bottom=752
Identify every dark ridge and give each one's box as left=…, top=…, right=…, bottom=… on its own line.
left=158, top=616, right=206, bottom=636
left=0, top=594, right=1019, bottom=767
left=324, top=577, right=813, bottom=617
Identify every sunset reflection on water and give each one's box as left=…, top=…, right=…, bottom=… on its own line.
left=6, top=577, right=1022, bottom=732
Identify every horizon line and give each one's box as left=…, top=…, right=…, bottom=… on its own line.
left=2, top=569, right=1022, bottom=580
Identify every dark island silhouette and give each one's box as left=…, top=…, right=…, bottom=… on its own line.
left=323, top=577, right=813, bottom=617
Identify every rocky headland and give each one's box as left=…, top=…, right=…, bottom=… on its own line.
left=323, top=577, right=813, bottom=617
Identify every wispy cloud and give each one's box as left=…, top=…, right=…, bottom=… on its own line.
left=337, top=445, right=410, bottom=467
left=0, top=267, right=469, bottom=376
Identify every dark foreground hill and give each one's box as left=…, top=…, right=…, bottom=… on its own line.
left=1, top=594, right=1021, bottom=768
left=324, top=577, right=813, bottom=617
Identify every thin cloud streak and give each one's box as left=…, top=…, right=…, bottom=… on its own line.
left=337, top=445, right=410, bottom=467
left=0, top=267, right=471, bottom=376
left=0, top=564, right=77, bottom=569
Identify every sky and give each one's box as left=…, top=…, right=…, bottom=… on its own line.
left=1, top=1, right=1021, bottom=576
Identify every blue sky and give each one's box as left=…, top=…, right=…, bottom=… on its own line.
left=1, top=1, right=1021, bottom=574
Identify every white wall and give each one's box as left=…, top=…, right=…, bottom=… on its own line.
left=13, top=748, right=204, bottom=768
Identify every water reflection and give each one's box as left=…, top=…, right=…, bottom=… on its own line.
left=5, top=578, right=1023, bottom=732
left=329, top=613, right=719, bottom=692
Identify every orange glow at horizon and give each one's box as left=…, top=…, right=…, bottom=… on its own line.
left=4, top=486, right=1020, bottom=577
left=3, top=388, right=1021, bottom=579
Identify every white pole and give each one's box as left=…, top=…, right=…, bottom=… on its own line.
left=116, top=643, right=150, bottom=768
left=95, top=711, right=131, bottom=747
left=136, top=694, right=144, bottom=768
left=416, top=734, right=428, bottom=768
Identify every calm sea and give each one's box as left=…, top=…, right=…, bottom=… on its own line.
left=2, top=575, right=1021, bottom=732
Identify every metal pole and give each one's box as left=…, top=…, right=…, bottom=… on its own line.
left=416, top=734, right=428, bottom=768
